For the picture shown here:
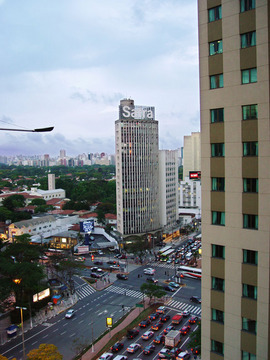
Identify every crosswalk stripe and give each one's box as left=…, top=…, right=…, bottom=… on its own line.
left=105, top=285, right=143, bottom=299
left=76, top=284, right=96, bottom=300
left=167, top=299, right=201, bottom=315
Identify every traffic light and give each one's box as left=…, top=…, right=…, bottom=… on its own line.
left=91, top=255, right=94, bottom=261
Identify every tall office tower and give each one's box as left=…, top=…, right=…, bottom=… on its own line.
left=183, top=132, right=201, bottom=179
left=159, top=150, right=179, bottom=228
left=48, top=173, right=55, bottom=190
left=115, top=99, right=160, bottom=237
left=60, top=149, right=66, bottom=159
left=198, top=1, right=270, bottom=359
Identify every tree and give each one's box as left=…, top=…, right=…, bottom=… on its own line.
left=140, top=283, right=166, bottom=303
left=2, top=194, right=26, bottom=211
left=0, top=355, right=16, bottom=360
left=125, top=237, right=150, bottom=264
left=188, top=322, right=201, bottom=353
left=30, top=198, right=46, bottom=206
left=27, top=343, right=63, bottom=360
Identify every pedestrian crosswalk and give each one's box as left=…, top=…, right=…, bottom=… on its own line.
left=166, top=299, right=201, bottom=315
left=76, top=283, right=96, bottom=300
left=105, top=285, right=144, bottom=299
left=150, top=262, right=178, bottom=270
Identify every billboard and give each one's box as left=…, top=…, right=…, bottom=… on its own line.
left=80, top=219, right=94, bottom=233
left=189, top=171, right=201, bottom=180
left=76, top=245, right=89, bottom=254
left=33, top=288, right=50, bottom=302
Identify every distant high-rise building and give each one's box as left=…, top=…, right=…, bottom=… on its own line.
left=60, top=149, right=66, bottom=159
left=44, top=154, right=49, bottom=167
left=159, top=150, right=179, bottom=228
left=198, top=1, right=270, bottom=359
left=48, top=174, right=55, bottom=190
left=115, top=99, right=160, bottom=237
left=183, top=132, right=201, bottom=179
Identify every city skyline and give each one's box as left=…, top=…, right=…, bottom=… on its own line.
left=0, top=0, right=199, bottom=157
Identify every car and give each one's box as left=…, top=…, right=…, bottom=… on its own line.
left=156, top=306, right=166, bottom=314
left=143, top=344, right=156, bottom=355
left=189, top=316, right=199, bottom=324
left=139, top=319, right=151, bottom=327
left=164, top=285, right=176, bottom=292
left=176, top=351, right=191, bottom=360
left=98, top=353, right=113, bottom=360
left=154, top=334, right=165, bottom=344
left=148, top=312, right=159, bottom=321
left=146, top=277, right=158, bottom=284
left=158, top=347, right=172, bottom=358
left=190, top=296, right=201, bottom=303
left=167, top=259, right=172, bottom=264
left=110, top=342, right=124, bottom=352
left=91, top=267, right=99, bottom=272
left=180, top=325, right=191, bottom=335
left=117, top=273, right=128, bottom=280
left=107, top=260, right=118, bottom=265
left=190, top=346, right=200, bottom=355
left=65, top=309, right=75, bottom=319
left=160, top=314, right=171, bottom=322
left=126, top=329, right=139, bottom=339
left=141, top=330, right=154, bottom=340
left=110, top=264, right=120, bottom=269
left=168, top=281, right=180, bottom=288
left=163, top=325, right=175, bottom=334
left=126, top=343, right=141, bottom=353
left=97, top=250, right=104, bottom=255
left=175, top=259, right=180, bottom=264
left=91, top=272, right=101, bottom=278
left=151, top=321, right=163, bottom=331
left=113, top=356, right=128, bottom=360
left=180, top=310, right=190, bottom=317
left=169, top=347, right=183, bottom=357
left=143, top=268, right=155, bottom=275
left=94, top=260, right=103, bottom=265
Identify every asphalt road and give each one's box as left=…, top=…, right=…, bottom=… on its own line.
left=0, top=261, right=201, bottom=360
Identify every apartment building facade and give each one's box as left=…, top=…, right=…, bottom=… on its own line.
left=198, top=1, right=270, bottom=359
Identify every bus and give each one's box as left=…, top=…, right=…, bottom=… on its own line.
left=158, top=245, right=173, bottom=255
left=159, top=248, right=175, bottom=262
left=177, top=265, right=202, bottom=279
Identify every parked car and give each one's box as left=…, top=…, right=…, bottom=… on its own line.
left=164, top=285, right=176, bottom=292
left=143, top=344, right=156, bottom=355
left=98, top=353, right=113, bottom=360
left=126, top=343, right=141, bottom=353
left=168, top=282, right=180, bottom=288
left=141, top=330, right=154, bottom=340
left=126, top=329, right=139, bottom=339
left=110, top=342, right=124, bottom=352
left=190, top=296, right=201, bottom=303
left=65, top=309, right=75, bottom=319
left=117, top=273, right=128, bottom=280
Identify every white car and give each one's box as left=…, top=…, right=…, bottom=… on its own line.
left=98, top=353, right=113, bottom=360
left=113, top=356, right=128, bottom=360
left=143, top=268, right=155, bottom=275
left=176, top=351, right=191, bottom=360
left=158, top=348, right=172, bottom=358
left=127, top=343, right=141, bottom=353
left=65, top=309, right=75, bottom=319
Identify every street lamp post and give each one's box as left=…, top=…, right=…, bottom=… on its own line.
left=16, top=306, right=27, bottom=360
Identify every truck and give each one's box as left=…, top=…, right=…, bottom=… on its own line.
left=165, top=330, right=181, bottom=348
left=172, top=313, right=183, bottom=324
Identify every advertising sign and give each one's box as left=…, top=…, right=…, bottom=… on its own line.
left=33, top=288, right=50, bottom=302
left=80, top=219, right=95, bottom=233
left=189, top=171, right=201, bottom=180
left=106, top=317, right=113, bottom=328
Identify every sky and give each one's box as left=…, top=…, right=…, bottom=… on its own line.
left=0, top=0, right=199, bottom=157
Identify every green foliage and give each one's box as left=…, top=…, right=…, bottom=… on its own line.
left=27, top=343, right=63, bottom=360
left=188, top=322, right=201, bottom=352
left=178, top=165, right=183, bottom=181
left=140, top=283, right=166, bottom=302
left=124, top=237, right=150, bottom=264
left=2, top=194, right=26, bottom=210
left=30, top=198, right=46, bottom=206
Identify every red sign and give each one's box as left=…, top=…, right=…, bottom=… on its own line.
left=189, top=171, right=201, bottom=179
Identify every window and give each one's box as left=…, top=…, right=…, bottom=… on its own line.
left=212, top=177, right=225, bottom=191
left=242, top=68, right=257, bottom=84
left=241, top=31, right=256, bottom=48
left=242, top=317, right=257, bottom=333
left=243, top=214, right=258, bottom=230
left=209, top=6, right=222, bottom=22
left=242, top=351, right=256, bottom=360
left=209, top=40, right=223, bottom=55
left=242, top=104, right=258, bottom=120
left=243, top=249, right=258, bottom=265
left=212, top=244, right=225, bottom=259
left=243, top=142, right=258, bottom=156
left=211, top=340, right=224, bottom=355
left=243, top=178, right=258, bottom=193
left=243, top=284, right=257, bottom=299
left=211, top=108, right=224, bottom=123
left=212, top=211, right=225, bottom=226
left=212, top=277, right=225, bottom=291
left=212, top=309, right=224, bottom=323
left=240, top=0, right=255, bottom=12
left=211, top=143, right=225, bottom=157
left=210, top=74, right=224, bottom=89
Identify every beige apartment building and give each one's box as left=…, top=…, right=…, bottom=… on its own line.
left=183, top=131, right=201, bottom=179
left=198, top=1, right=270, bottom=359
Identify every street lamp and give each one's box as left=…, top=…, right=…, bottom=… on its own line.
left=16, top=306, right=27, bottom=360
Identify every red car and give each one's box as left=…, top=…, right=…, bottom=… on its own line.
left=180, top=325, right=191, bottom=335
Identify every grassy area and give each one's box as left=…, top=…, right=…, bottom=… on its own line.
left=75, top=303, right=162, bottom=360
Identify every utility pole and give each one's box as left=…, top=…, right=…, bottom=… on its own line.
left=16, top=306, right=27, bottom=360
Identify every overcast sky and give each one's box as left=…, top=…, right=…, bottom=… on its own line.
left=0, top=0, right=199, bottom=157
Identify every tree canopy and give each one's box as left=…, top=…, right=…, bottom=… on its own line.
left=27, top=344, right=63, bottom=360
